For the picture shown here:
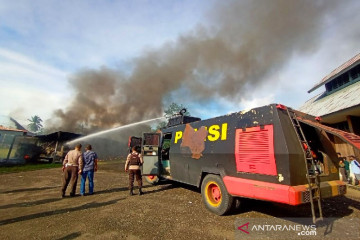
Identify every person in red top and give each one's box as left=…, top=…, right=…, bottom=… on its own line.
left=125, top=146, right=144, bottom=195
left=61, top=144, right=83, bottom=197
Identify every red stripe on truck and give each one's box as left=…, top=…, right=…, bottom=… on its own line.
left=223, top=176, right=305, bottom=205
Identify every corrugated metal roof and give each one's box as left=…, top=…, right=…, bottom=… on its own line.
left=0, top=115, right=28, bottom=131
left=308, top=53, right=360, bottom=93
left=0, top=125, right=27, bottom=132
left=299, top=80, right=360, bottom=116
left=0, top=115, right=17, bottom=129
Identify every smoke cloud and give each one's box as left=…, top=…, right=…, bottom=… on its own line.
left=51, top=0, right=339, bottom=132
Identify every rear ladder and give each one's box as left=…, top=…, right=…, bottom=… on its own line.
left=286, top=108, right=323, bottom=224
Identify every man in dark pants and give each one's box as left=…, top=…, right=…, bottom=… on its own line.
left=125, top=146, right=144, bottom=195
left=61, top=144, right=83, bottom=197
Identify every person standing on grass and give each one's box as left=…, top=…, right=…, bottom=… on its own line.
left=349, top=155, right=360, bottom=185
left=344, top=156, right=350, bottom=182
left=80, top=144, right=98, bottom=196
left=339, top=159, right=346, bottom=182
left=338, top=152, right=350, bottom=181
left=61, top=144, right=83, bottom=197
left=125, top=146, right=144, bottom=196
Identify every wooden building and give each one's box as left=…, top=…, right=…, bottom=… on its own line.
left=0, top=117, right=28, bottom=163
left=299, top=53, right=360, bottom=156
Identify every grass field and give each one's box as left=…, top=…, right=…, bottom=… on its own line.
left=0, top=159, right=122, bottom=174
left=0, top=163, right=62, bottom=174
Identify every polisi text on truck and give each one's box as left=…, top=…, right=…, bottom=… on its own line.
left=174, top=123, right=228, bottom=143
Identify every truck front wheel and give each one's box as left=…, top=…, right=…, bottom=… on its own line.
left=201, top=174, right=234, bottom=215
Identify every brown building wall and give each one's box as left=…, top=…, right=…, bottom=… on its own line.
left=348, top=116, right=360, bottom=135
left=334, top=135, right=356, bottom=158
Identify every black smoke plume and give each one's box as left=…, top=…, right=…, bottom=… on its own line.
left=50, top=0, right=339, bottom=132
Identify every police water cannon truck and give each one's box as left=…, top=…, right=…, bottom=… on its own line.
left=129, top=104, right=360, bottom=223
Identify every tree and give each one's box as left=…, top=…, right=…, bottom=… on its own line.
left=27, top=115, right=43, bottom=133
left=153, top=103, right=190, bottom=131
left=164, top=103, right=190, bottom=118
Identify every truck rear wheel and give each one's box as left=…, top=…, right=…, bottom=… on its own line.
left=201, top=174, right=234, bottom=215
left=144, top=175, right=160, bottom=185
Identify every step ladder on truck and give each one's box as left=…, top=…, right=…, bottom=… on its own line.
left=286, top=107, right=323, bottom=224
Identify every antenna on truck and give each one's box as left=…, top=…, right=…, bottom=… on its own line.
left=179, top=108, right=187, bottom=116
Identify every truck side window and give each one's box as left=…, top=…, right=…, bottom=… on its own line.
left=161, top=133, right=172, bottom=161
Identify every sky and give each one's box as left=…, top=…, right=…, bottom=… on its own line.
left=0, top=0, right=359, bottom=131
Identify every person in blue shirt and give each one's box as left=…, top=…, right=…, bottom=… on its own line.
left=349, top=155, right=360, bottom=185
left=80, top=144, right=98, bottom=196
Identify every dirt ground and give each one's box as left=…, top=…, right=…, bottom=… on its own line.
left=1, top=160, right=360, bottom=240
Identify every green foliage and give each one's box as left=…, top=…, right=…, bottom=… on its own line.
left=152, top=102, right=191, bottom=131
left=27, top=115, right=43, bottom=133
left=164, top=103, right=190, bottom=118
left=162, top=139, right=171, bottom=149
left=155, top=121, right=167, bottom=130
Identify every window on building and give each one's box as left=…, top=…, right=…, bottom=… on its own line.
left=350, top=64, right=360, bottom=80
left=325, top=72, right=350, bottom=93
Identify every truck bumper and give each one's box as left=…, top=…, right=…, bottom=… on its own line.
left=223, top=176, right=346, bottom=205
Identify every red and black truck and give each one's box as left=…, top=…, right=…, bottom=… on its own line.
left=129, top=104, right=360, bottom=222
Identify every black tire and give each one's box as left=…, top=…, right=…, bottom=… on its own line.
left=144, top=175, right=160, bottom=185
left=232, top=197, right=241, bottom=210
left=201, top=174, right=234, bottom=215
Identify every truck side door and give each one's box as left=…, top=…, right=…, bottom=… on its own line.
left=141, top=133, right=161, bottom=176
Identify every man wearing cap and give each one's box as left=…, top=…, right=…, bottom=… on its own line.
left=349, top=155, right=360, bottom=185
left=61, top=144, right=83, bottom=197
left=80, top=144, right=98, bottom=196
